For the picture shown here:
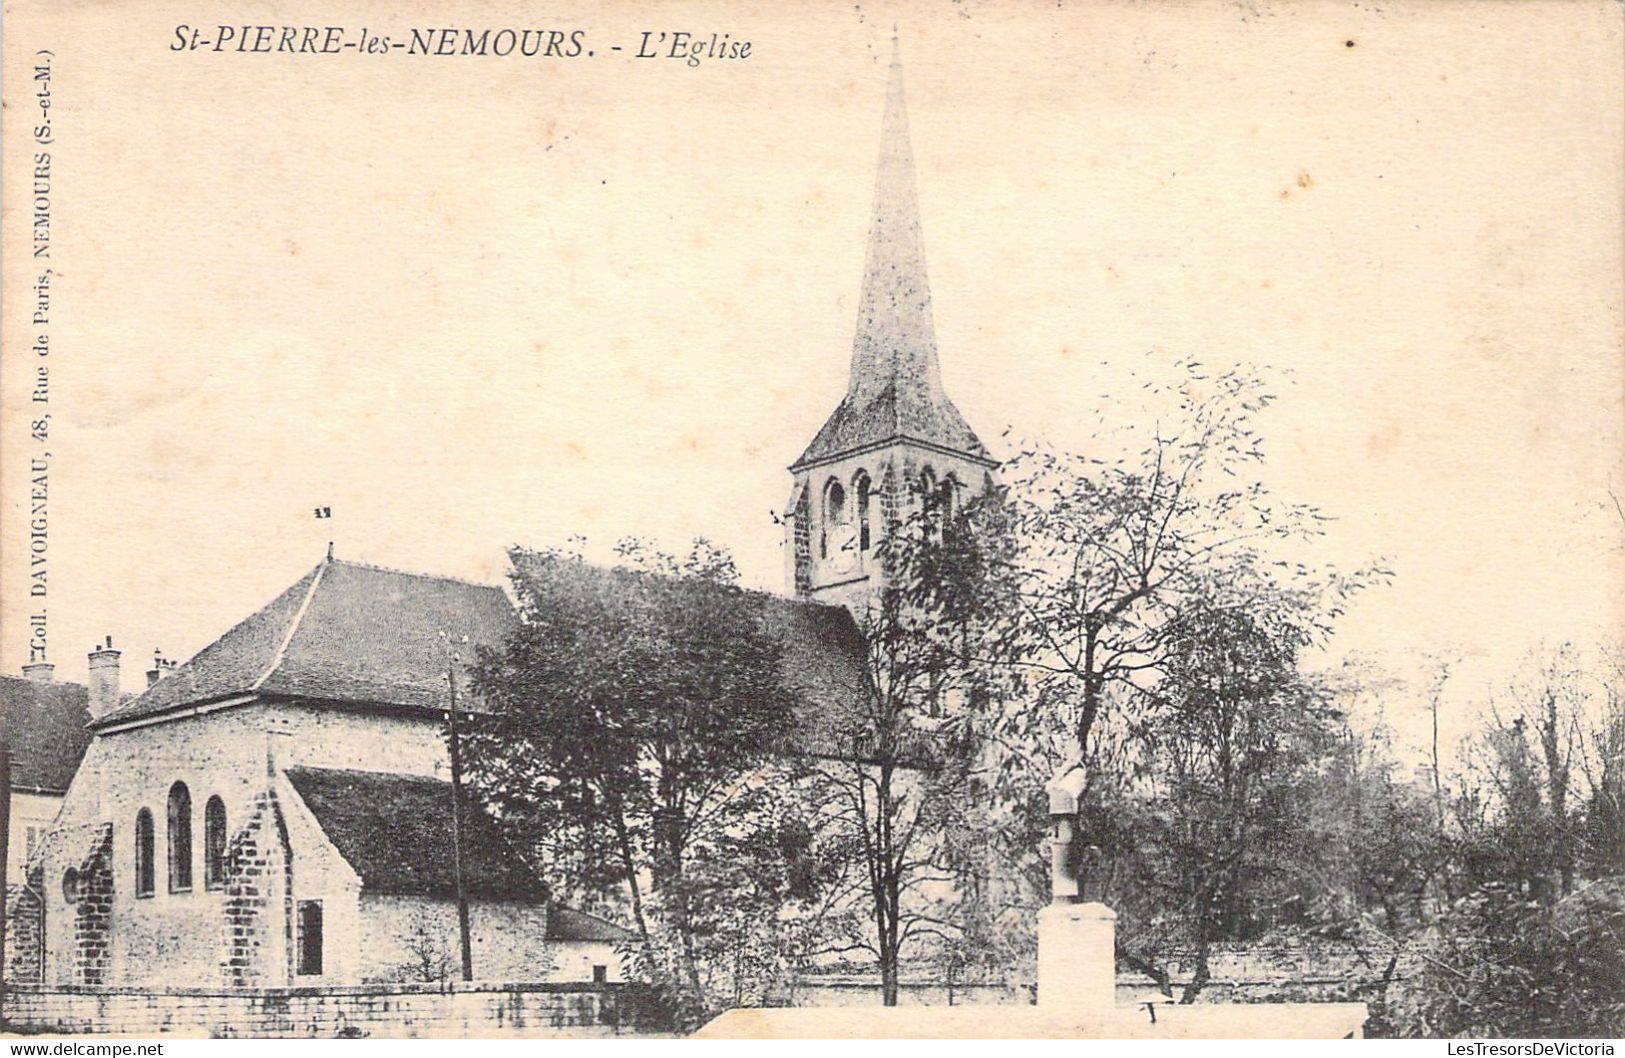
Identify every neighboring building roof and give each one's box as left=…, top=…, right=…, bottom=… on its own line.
left=284, top=766, right=549, bottom=902
left=792, top=52, right=992, bottom=472
left=0, top=675, right=92, bottom=793
left=546, top=905, right=636, bottom=944
left=98, top=557, right=516, bottom=727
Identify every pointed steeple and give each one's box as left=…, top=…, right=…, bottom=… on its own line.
left=792, top=39, right=991, bottom=471
left=849, top=35, right=941, bottom=407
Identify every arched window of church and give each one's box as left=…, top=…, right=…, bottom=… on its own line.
left=825, top=478, right=846, bottom=525
left=918, top=468, right=940, bottom=525
left=204, top=796, right=227, bottom=890
left=940, top=474, right=959, bottom=522
left=168, top=781, right=193, bottom=893
left=134, top=809, right=155, bottom=898
left=853, top=471, right=872, bottom=551
left=919, top=466, right=937, bottom=501
left=822, top=478, right=846, bottom=558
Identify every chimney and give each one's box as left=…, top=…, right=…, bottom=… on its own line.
left=145, top=649, right=174, bottom=688
left=22, top=661, right=55, bottom=682
left=88, top=636, right=121, bottom=720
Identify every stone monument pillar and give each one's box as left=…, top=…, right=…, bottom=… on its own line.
left=1037, top=761, right=1117, bottom=1013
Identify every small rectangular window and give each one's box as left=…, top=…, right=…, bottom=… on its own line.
left=592, top=964, right=608, bottom=984
left=297, top=900, right=324, bottom=975
left=25, top=826, right=39, bottom=860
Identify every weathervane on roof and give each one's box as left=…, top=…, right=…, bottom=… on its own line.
left=314, top=504, right=333, bottom=562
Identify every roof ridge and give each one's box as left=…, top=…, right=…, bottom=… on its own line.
left=740, top=583, right=853, bottom=618
left=251, top=558, right=330, bottom=692
left=0, top=674, right=88, bottom=690
left=547, top=553, right=855, bottom=620
left=285, top=764, right=447, bottom=783
left=329, top=556, right=504, bottom=591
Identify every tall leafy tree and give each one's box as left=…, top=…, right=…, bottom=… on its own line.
left=1388, top=879, right=1625, bottom=1038
left=932, top=361, right=1376, bottom=759
left=1135, top=601, right=1340, bottom=999
left=805, top=497, right=976, bottom=1007
left=464, top=539, right=800, bottom=1021
left=908, top=360, right=1383, bottom=994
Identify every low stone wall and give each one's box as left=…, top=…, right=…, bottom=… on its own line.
left=1123, top=943, right=1400, bottom=1005
left=796, top=944, right=1402, bottom=1009
left=2, top=982, right=668, bottom=1038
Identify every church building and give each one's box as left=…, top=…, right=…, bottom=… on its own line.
left=7, top=44, right=977, bottom=996
left=13, top=558, right=637, bottom=988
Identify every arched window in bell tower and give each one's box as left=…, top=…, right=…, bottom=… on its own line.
left=853, top=470, right=873, bottom=551
left=940, top=473, right=960, bottom=522
left=821, top=478, right=846, bottom=558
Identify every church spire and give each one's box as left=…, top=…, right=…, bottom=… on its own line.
left=846, top=36, right=943, bottom=408
left=790, top=39, right=991, bottom=471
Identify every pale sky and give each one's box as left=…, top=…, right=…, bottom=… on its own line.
left=3, top=0, right=1621, bottom=761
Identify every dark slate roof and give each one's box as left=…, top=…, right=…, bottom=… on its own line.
left=0, top=676, right=92, bottom=793
left=794, top=385, right=994, bottom=471
left=97, top=557, right=516, bottom=727
left=759, top=587, right=878, bottom=759
left=285, top=766, right=549, bottom=902
left=547, top=905, right=636, bottom=943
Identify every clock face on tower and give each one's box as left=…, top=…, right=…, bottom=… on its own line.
left=830, top=524, right=859, bottom=575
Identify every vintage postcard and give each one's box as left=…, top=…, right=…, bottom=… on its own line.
left=2, top=0, right=1621, bottom=1042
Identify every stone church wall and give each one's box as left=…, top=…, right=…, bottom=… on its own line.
left=220, top=789, right=298, bottom=986
left=355, top=894, right=556, bottom=984
left=43, top=706, right=282, bottom=984
left=70, top=825, right=114, bottom=984
left=36, top=702, right=453, bottom=987
left=263, top=703, right=452, bottom=778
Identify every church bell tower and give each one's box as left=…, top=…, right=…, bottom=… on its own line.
left=785, top=41, right=998, bottom=616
